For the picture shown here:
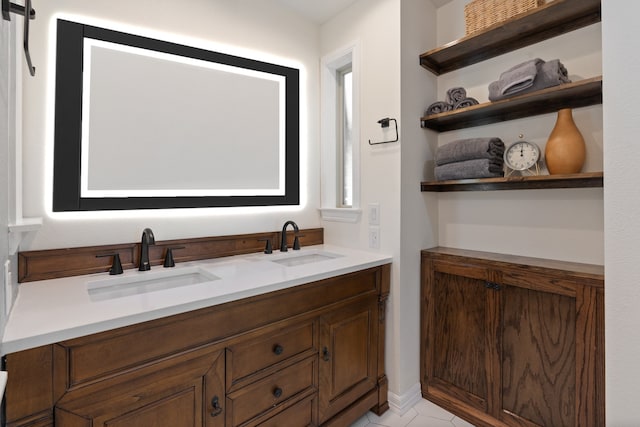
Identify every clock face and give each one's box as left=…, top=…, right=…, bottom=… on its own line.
left=504, top=141, right=540, bottom=171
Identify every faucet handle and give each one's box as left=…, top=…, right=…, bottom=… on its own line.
left=293, top=234, right=304, bottom=251
left=163, top=246, right=185, bottom=268
left=96, top=253, right=123, bottom=275
left=258, top=238, right=273, bottom=254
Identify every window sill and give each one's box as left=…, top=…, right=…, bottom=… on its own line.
left=8, top=217, right=42, bottom=255
left=319, top=208, right=362, bottom=223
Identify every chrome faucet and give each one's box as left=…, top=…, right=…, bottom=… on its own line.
left=139, top=228, right=156, bottom=271
left=280, top=220, right=299, bottom=252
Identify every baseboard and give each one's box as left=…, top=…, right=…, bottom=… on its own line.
left=387, top=382, right=422, bottom=415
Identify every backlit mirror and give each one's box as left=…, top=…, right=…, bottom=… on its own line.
left=53, top=19, right=299, bottom=211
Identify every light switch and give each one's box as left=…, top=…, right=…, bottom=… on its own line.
left=368, top=203, right=380, bottom=225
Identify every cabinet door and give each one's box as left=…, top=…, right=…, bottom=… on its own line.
left=499, top=284, right=577, bottom=427
left=55, top=346, right=225, bottom=427
left=422, top=269, right=492, bottom=413
left=318, top=297, right=378, bottom=423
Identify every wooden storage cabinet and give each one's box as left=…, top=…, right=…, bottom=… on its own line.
left=4, top=264, right=390, bottom=427
left=421, top=248, right=604, bottom=427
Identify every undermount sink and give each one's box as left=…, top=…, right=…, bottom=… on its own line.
left=87, top=267, right=219, bottom=301
left=269, top=251, right=343, bottom=267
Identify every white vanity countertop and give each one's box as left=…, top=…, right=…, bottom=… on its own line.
left=2, top=245, right=392, bottom=355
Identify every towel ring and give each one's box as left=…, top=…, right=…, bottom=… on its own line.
left=369, top=118, right=398, bottom=145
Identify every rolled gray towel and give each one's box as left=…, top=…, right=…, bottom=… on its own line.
left=498, top=58, right=545, bottom=96
left=436, top=137, right=505, bottom=166
left=446, top=87, right=467, bottom=104
left=453, top=97, right=479, bottom=109
left=426, top=101, right=453, bottom=115
left=489, top=59, right=571, bottom=101
left=434, top=158, right=504, bottom=181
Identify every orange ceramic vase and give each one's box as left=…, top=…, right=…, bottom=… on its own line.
left=544, top=108, right=586, bottom=174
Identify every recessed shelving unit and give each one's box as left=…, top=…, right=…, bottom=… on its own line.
left=420, top=172, right=603, bottom=192
left=419, top=0, right=602, bottom=192
left=419, top=0, right=601, bottom=76
left=419, top=2, right=604, bottom=422
left=421, top=76, right=602, bottom=132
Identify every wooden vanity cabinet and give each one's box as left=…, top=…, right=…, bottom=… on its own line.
left=421, top=248, right=604, bottom=427
left=4, top=264, right=390, bottom=427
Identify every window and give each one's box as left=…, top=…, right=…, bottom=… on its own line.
left=337, top=65, right=353, bottom=207
left=320, top=43, right=360, bottom=222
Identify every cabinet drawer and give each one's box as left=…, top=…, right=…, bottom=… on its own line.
left=227, top=321, right=316, bottom=389
left=256, top=394, right=316, bottom=427
left=226, top=356, right=317, bottom=427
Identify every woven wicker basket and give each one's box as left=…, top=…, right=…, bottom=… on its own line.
left=464, top=0, right=545, bottom=35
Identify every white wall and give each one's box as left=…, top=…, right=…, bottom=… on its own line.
left=20, top=0, right=322, bottom=250
left=434, top=0, right=604, bottom=265
left=602, top=2, right=640, bottom=424
left=320, top=0, right=401, bottom=254
left=398, top=0, right=439, bottom=405
left=319, top=0, right=407, bottom=398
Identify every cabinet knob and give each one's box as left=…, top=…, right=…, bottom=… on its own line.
left=322, top=346, right=330, bottom=362
left=273, top=344, right=284, bottom=355
left=485, top=281, right=502, bottom=291
left=210, top=396, right=223, bottom=417
left=273, top=387, right=283, bottom=399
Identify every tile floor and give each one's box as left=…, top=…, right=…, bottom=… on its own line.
left=352, top=399, right=476, bottom=427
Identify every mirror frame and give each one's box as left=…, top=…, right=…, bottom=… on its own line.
left=52, top=19, right=300, bottom=211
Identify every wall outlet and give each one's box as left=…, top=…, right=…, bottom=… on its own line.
left=368, top=226, right=380, bottom=249
left=368, top=203, right=380, bottom=225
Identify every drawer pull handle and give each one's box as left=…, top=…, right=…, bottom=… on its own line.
left=322, top=346, right=330, bottom=362
left=210, top=396, right=223, bottom=417
left=273, top=344, right=284, bottom=355
left=273, top=387, right=283, bottom=398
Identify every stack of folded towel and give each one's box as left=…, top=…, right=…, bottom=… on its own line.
left=434, top=137, right=505, bottom=181
left=425, top=87, right=479, bottom=115
left=488, top=58, right=571, bottom=102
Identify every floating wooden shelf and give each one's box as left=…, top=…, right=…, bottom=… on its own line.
left=420, top=172, right=603, bottom=192
left=419, top=0, right=601, bottom=75
left=421, top=76, right=602, bottom=132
